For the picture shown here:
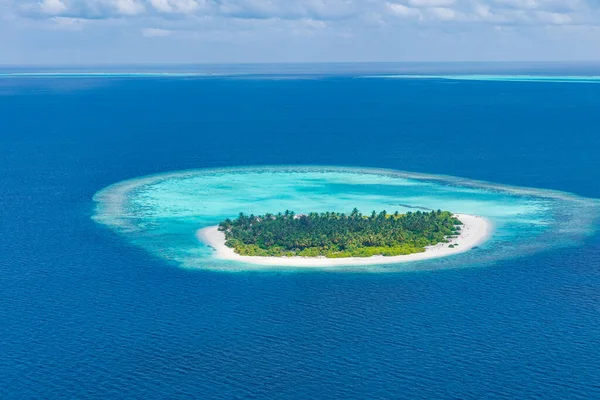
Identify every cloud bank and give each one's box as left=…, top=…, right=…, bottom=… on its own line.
left=13, top=0, right=598, bottom=25
left=1, top=0, right=600, bottom=63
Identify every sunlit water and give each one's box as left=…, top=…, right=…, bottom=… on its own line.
left=93, top=166, right=600, bottom=272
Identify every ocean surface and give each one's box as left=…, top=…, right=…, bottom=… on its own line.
left=2, top=64, right=600, bottom=399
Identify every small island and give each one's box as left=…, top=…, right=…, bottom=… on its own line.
left=217, top=209, right=462, bottom=258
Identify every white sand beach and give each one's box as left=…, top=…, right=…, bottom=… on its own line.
left=196, top=214, right=493, bottom=267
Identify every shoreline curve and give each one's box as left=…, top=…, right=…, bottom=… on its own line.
left=196, top=214, right=493, bottom=267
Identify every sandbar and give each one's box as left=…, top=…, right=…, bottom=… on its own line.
left=196, top=214, right=492, bottom=267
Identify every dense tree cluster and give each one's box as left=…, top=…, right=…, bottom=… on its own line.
left=218, top=209, right=462, bottom=258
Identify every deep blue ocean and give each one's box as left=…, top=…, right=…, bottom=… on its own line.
left=2, top=65, right=600, bottom=399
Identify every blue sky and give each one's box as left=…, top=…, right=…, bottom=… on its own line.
left=2, top=0, right=600, bottom=64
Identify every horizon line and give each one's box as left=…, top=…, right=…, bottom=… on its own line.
left=1, top=60, right=600, bottom=68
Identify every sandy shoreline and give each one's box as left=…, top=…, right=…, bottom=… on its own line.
left=196, top=214, right=493, bottom=267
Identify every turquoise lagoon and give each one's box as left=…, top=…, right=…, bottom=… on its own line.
left=93, top=166, right=600, bottom=272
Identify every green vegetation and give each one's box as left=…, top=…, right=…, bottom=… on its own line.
left=218, top=209, right=462, bottom=258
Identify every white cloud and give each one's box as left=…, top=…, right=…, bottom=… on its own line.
left=537, top=11, right=573, bottom=25
left=149, top=0, right=171, bottom=12
left=490, top=0, right=586, bottom=13
left=476, top=0, right=587, bottom=26
left=427, top=6, right=457, bottom=21
left=473, top=3, right=493, bottom=19
left=386, top=2, right=422, bottom=19
left=215, top=0, right=361, bottom=21
left=40, top=0, right=67, bottom=15
left=407, top=0, right=455, bottom=7
left=149, top=0, right=203, bottom=14
left=142, top=27, right=172, bottom=36
left=114, top=0, right=145, bottom=15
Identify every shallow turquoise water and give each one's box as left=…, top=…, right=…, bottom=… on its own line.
left=371, top=75, right=600, bottom=83
left=93, top=166, right=600, bottom=272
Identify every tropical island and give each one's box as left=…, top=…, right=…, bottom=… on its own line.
left=217, top=209, right=463, bottom=258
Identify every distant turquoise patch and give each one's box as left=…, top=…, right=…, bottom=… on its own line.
left=368, top=75, right=600, bottom=83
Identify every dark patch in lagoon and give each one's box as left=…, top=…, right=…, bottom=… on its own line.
left=398, top=203, right=432, bottom=211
